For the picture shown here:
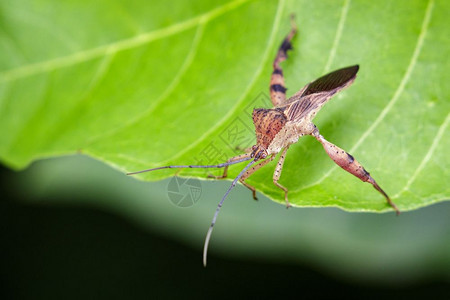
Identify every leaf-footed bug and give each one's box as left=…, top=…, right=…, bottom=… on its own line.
left=127, top=16, right=400, bottom=266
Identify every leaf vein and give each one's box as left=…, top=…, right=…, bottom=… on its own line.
left=0, top=0, right=250, bottom=82
left=85, top=21, right=206, bottom=146
left=155, top=0, right=286, bottom=165
left=299, top=0, right=434, bottom=190
left=393, top=112, right=450, bottom=199
left=323, top=0, right=351, bottom=73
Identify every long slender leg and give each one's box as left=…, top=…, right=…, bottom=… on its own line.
left=272, top=146, right=291, bottom=208
left=240, top=154, right=276, bottom=200
left=311, top=130, right=400, bottom=215
left=207, top=153, right=251, bottom=179
left=127, top=154, right=252, bottom=175
left=270, top=16, right=297, bottom=107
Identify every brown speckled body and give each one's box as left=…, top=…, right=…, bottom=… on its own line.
left=243, top=18, right=399, bottom=214
left=128, top=16, right=400, bottom=268
left=252, top=108, right=287, bottom=149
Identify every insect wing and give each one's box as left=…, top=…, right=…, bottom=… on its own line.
left=285, top=65, right=359, bottom=122
left=302, top=65, right=359, bottom=96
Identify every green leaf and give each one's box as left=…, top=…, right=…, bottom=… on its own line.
left=1, top=0, right=449, bottom=213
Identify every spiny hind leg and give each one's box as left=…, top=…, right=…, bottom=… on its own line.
left=270, top=15, right=297, bottom=107
left=311, top=129, right=400, bottom=215
left=240, top=154, right=276, bottom=200
left=272, top=146, right=291, bottom=208
left=207, top=153, right=251, bottom=179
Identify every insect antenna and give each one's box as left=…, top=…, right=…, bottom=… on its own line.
left=126, top=156, right=252, bottom=175
left=203, top=158, right=257, bottom=267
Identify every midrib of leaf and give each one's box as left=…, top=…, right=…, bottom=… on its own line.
left=323, top=0, right=351, bottom=73
left=0, top=0, right=250, bottom=82
left=297, top=0, right=434, bottom=196
left=147, top=0, right=286, bottom=166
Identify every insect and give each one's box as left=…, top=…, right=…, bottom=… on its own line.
left=127, top=17, right=400, bottom=266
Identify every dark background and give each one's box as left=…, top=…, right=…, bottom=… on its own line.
left=1, top=156, right=449, bottom=299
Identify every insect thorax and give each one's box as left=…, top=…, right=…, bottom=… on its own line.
left=252, top=108, right=287, bottom=150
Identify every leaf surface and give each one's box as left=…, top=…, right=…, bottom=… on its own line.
left=1, top=0, right=449, bottom=212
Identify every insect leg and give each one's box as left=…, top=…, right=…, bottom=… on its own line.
left=203, top=159, right=257, bottom=267
left=207, top=153, right=252, bottom=179
left=272, top=146, right=291, bottom=208
left=270, top=15, right=297, bottom=107
left=240, top=154, right=276, bottom=200
left=127, top=155, right=252, bottom=175
left=312, top=131, right=400, bottom=215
